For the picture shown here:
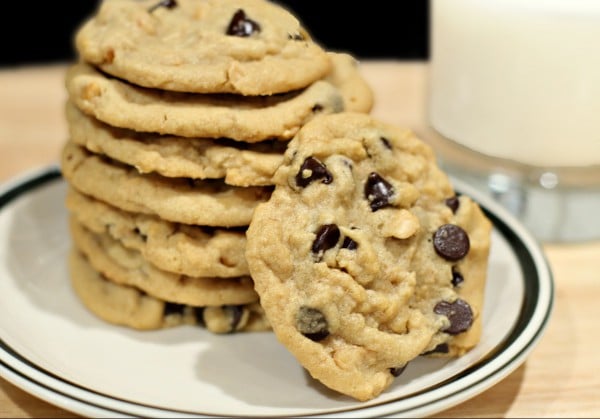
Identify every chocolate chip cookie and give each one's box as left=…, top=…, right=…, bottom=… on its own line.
left=69, top=248, right=269, bottom=333
left=74, top=0, right=331, bottom=95
left=245, top=112, right=492, bottom=401
left=65, top=51, right=372, bottom=142
left=66, top=187, right=249, bottom=278
left=70, top=218, right=258, bottom=306
left=61, top=141, right=272, bottom=227
left=66, top=52, right=372, bottom=186
left=66, top=101, right=286, bottom=187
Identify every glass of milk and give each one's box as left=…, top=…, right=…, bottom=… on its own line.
left=428, top=0, right=600, bottom=242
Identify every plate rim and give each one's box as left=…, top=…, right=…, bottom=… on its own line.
left=0, top=165, right=554, bottom=418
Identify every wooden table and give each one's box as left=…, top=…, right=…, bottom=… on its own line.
left=1, top=62, right=599, bottom=418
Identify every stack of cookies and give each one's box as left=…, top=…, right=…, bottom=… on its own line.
left=60, top=0, right=493, bottom=403
left=60, top=0, right=373, bottom=333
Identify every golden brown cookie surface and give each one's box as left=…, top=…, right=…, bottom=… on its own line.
left=75, top=0, right=332, bottom=95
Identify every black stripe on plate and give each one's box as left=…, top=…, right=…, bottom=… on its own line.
left=0, top=167, right=62, bottom=210
left=0, top=359, right=133, bottom=418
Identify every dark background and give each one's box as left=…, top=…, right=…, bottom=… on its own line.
left=0, top=1, right=429, bottom=67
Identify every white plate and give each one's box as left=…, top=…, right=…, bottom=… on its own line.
left=0, top=165, right=553, bottom=418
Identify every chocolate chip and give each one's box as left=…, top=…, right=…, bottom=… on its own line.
left=226, top=9, right=261, bottom=37
left=288, top=32, right=306, bottom=41
left=433, top=224, right=470, bottom=261
left=148, top=0, right=177, bottom=13
left=193, top=307, right=206, bottom=327
left=295, top=156, right=333, bottom=187
left=296, top=306, right=329, bottom=341
left=434, top=299, right=473, bottom=334
left=421, top=343, right=449, bottom=355
left=164, top=302, right=185, bottom=316
left=133, top=227, right=147, bottom=242
left=390, top=364, right=407, bottom=377
left=380, top=137, right=393, bottom=150
left=311, top=104, right=323, bottom=113
left=364, top=172, right=394, bottom=211
left=451, top=268, right=464, bottom=287
left=341, top=236, right=358, bottom=250
left=445, top=196, right=460, bottom=213
left=224, top=305, right=244, bottom=331
left=312, top=224, right=340, bottom=255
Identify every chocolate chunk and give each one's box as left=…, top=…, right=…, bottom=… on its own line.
left=433, top=224, right=470, bottom=261
left=164, top=302, right=185, bottom=316
left=312, top=224, right=340, bottom=254
left=380, top=137, right=393, bottom=150
left=451, top=268, right=464, bottom=287
left=390, top=364, right=407, bottom=377
left=288, top=32, right=306, bottom=41
left=226, top=9, right=261, bottom=37
left=224, top=305, right=245, bottom=331
left=193, top=307, right=206, bottom=327
left=148, top=0, right=177, bottom=13
left=421, top=343, right=450, bottom=355
left=133, top=227, right=147, bottom=242
left=341, top=236, right=358, bottom=250
left=311, top=104, right=323, bottom=113
left=445, top=196, right=460, bottom=213
left=296, top=306, right=329, bottom=341
left=296, top=157, right=333, bottom=187
left=434, top=299, right=473, bottom=334
left=364, top=172, right=394, bottom=211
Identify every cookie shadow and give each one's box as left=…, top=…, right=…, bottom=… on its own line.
left=194, top=331, right=354, bottom=410
left=5, top=177, right=74, bottom=317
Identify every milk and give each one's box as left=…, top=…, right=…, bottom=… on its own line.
left=428, top=0, right=600, bottom=168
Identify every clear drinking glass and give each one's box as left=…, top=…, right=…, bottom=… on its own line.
left=427, top=0, right=600, bottom=242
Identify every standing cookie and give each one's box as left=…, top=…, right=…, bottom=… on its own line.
left=245, top=112, right=492, bottom=401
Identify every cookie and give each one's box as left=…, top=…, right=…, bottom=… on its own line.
left=69, top=248, right=269, bottom=333
left=410, top=193, right=492, bottom=358
left=326, top=52, right=374, bottom=115
left=245, top=112, right=492, bottom=401
left=60, top=141, right=271, bottom=227
left=65, top=61, right=341, bottom=142
left=65, top=52, right=372, bottom=186
left=66, top=187, right=249, bottom=278
left=70, top=218, right=258, bottom=307
left=66, top=102, right=285, bottom=187
left=74, top=0, right=332, bottom=95
left=64, top=51, right=371, bottom=142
